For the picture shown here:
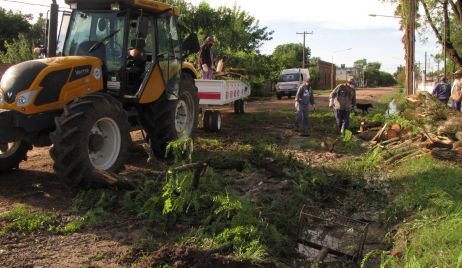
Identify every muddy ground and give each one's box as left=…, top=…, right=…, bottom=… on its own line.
left=0, top=87, right=395, bottom=267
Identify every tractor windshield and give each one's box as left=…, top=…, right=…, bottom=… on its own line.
left=63, top=11, right=126, bottom=72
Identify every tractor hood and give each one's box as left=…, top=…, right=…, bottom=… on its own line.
left=0, top=56, right=103, bottom=114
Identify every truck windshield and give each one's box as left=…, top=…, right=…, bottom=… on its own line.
left=278, top=73, right=301, bottom=82
left=63, top=11, right=126, bottom=71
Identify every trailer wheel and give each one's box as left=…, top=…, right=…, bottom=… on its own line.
left=234, top=100, right=240, bottom=114
left=203, top=110, right=213, bottom=131
left=0, top=141, right=31, bottom=173
left=50, top=93, right=131, bottom=186
left=238, top=100, right=246, bottom=114
left=210, top=111, right=222, bottom=132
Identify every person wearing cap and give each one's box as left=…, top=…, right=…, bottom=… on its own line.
left=329, top=79, right=357, bottom=133
left=432, top=76, right=451, bottom=105
left=451, top=69, right=462, bottom=111
left=198, top=36, right=214, bottom=80
left=294, top=79, right=315, bottom=135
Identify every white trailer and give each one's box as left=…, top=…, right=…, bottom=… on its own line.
left=195, top=79, right=251, bottom=132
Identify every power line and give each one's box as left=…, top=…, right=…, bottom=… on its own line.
left=0, top=0, right=70, bottom=10
left=0, top=0, right=50, bottom=7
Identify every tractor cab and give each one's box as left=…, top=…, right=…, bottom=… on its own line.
left=62, top=0, right=191, bottom=100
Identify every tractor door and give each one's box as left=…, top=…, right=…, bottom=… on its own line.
left=155, top=13, right=182, bottom=100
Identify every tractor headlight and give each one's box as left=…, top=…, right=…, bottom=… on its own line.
left=16, top=89, right=40, bottom=107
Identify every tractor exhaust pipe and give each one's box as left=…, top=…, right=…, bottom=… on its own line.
left=47, top=0, right=59, bottom=57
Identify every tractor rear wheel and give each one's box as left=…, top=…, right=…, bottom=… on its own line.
left=138, top=73, right=199, bottom=159
left=0, top=141, right=31, bottom=172
left=50, top=93, right=130, bottom=186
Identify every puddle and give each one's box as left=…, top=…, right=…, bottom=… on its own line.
left=386, top=99, right=399, bottom=116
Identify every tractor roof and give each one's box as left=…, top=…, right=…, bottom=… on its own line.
left=64, top=0, right=180, bottom=16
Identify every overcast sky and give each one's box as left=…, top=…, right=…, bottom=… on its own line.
left=0, top=0, right=442, bottom=73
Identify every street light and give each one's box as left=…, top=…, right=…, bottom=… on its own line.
left=369, top=14, right=402, bottom=19
left=370, top=9, right=415, bottom=95
left=331, top=48, right=352, bottom=90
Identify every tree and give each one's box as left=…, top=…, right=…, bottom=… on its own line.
left=394, top=65, right=406, bottom=87
left=0, top=34, right=34, bottom=64
left=29, top=13, right=46, bottom=47
left=354, top=59, right=368, bottom=69
left=0, top=8, right=32, bottom=52
left=165, top=0, right=273, bottom=56
left=271, top=43, right=311, bottom=69
left=385, top=0, right=462, bottom=69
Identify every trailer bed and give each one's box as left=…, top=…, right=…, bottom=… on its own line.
left=195, top=79, right=251, bottom=105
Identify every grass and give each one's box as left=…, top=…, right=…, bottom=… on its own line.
left=362, top=156, right=462, bottom=267
left=0, top=204, right=83, bottom=234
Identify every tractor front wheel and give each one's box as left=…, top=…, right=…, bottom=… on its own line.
left=50, top=93, right=131, bottom=186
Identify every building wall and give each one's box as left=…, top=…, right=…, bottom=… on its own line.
left=317, top=60, right=335, bottom=89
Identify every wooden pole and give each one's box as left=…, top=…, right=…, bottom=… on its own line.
left=296, top=31, right=313, bottom=69
left=405, top=0, right=416, bottom=95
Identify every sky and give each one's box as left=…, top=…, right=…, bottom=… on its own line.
left=0, top=0, right=443, bottom=74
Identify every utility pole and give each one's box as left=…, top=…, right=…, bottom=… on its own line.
left=296, top=31, right=313, bottom=68
left=405, top=0, right=416, bottom=95
left=443, top=8, right=448, bottom=77
left=424, top=52, right=427, bottom=91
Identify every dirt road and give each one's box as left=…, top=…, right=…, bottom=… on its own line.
left=0, top=87, right=395, bottom=267
left=246, top=87, right=396, bottom=112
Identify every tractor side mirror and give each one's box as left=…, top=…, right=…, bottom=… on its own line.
left=182, top=33, right=199, bottom=58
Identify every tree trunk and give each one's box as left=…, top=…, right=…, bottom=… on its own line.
left=420, top=0, right=462, bottom=68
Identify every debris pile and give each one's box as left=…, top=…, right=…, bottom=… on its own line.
left=366, top=92, right=462, bottom=166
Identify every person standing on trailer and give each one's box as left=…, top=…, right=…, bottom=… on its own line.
left=198, top=36, right=214, bottom=80
left=329, top=78, right=356, bottom=133
left=294, top=79, right=315, bottom=135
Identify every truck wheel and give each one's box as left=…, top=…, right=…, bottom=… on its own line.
left=276, top=94, right=282, bottom=100
left=138, top=73, right=199, bottom=159
left=50, top=93, right=131, bottom=186
left=0, top=141, right=31, bottom=172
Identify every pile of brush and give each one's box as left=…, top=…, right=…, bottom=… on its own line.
left=361, top=92, right=462, bottom=166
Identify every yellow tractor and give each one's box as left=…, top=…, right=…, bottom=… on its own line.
left=0, top=0, right=200, bottom=185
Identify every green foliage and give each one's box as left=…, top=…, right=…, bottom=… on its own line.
left=394, top=65, right=405, bottom=88
left=341, top=129, right=353, bottom=142
left=162, top=170, right=201, bottom=215
left=165, top=138, right=194, bottom=163
left=0, top=204, right=58, bottom=233
left=0, top=204, right=82, bottom=234
left=308, top=67, right=320, bottom=88
left=0, top=34, right=34, bottom=64
left=271, top=43, right=310, bottom=69
left=0, top=8, right=32, bottom=52
left=70, top=189, right=118, bottom=226
left=380, top=157, right=462, bottom=266
left=354, top=59, right=367, bottom=69
left=167, top=0, right=272, bottom=55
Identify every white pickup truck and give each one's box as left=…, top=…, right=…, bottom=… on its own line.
left=195, top=79, right=251, bottom=132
